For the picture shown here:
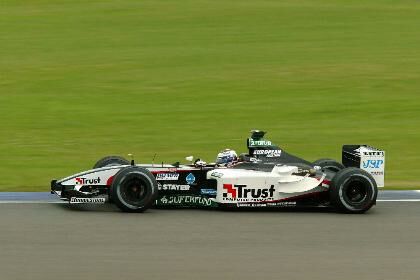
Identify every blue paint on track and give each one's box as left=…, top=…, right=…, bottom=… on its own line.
left=378, top=190, right=420, bottom=200
left=0, top=192, right=61, bottom=202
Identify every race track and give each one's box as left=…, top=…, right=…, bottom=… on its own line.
left=0, top=192, right=419, bottom=280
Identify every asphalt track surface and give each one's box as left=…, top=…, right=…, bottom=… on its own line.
left=0, top=192, right=419, bottom=280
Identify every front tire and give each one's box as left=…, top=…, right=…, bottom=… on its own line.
left=110, top=166, right=158, bottom=213
left=93, top=155, right=130, bottom=169
left=329, top=167, right=377, bottom=213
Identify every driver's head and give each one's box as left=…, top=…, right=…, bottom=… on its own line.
left=216, top=149, right=238, bottom=166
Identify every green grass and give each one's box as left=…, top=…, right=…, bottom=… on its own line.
left=1, top=0, right=420, bottom=191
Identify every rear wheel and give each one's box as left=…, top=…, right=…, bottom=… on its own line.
left=313, top=158, right=344, bottom=172
left=329, top=167, right=377, bottom=213
left=110, top=166, right=158, bottom=212
left=93, top=155, right=129, bottom=169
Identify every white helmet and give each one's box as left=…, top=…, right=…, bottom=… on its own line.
left=216, top=149, right=238, bottom=166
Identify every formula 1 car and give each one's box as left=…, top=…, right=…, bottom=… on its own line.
left=51, top=130, right=385, bottom=213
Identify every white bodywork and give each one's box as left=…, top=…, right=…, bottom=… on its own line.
left=58, top=166, right=123, bottom=192
left=57, top=163, right=326, bottom=205
left=208, top=165, right=326, bottom=205
left=357, top=146, right=385, bottom=188
left=57, top=164, right=201, bottom=193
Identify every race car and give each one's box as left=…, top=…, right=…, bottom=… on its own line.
left=51, top=130, right=385, bottom=214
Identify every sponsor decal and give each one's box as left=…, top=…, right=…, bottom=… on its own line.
left=354, top=148, right=385, bottom=157
left=222, top=184, right=275, bottom=202
left=363, top=151, right=384, bottom=156
left=254, top=149, right=282, bottom=157
left=249, top=157, right=261, bottom=163
left=249, top=139, right=272, bottom=147
left=158, top=184, right=190, bottom=191
left=75, top=177, right=101, bottom=185
left=156, top=195, right=216, bottom=207
left=362, top=160, right=384, bottom=169
left=210, top=171, right=223, bottom=178
left=370, top=171, right=384, bottom=176
left=156, top=173, right=179, bottom=181
left=186, top=173, right=196, bottom=184
left=70, top=197, right=106, bottom=204
left=267, top=201, right=296, bottom=207
left=237, top=201, right=296, bottom=207
left=200, top=189, right=217, bottom=195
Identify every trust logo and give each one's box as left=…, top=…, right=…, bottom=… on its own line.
left=75, top=177, right=101, bottom=185
left=222, top=184, right=275, bottom=201
left=223, top=184, right=237, bottom=198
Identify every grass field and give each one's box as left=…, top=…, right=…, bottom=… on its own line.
left=1, top=0, right=420, bottom=191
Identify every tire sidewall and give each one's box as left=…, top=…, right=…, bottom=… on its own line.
left=330, top=168, right=378, bottom=213
left=111, top=167, right=158, bottom=212
left=313, top=158, right=344, bottom=172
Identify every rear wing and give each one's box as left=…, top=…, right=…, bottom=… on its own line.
left=247, top=130, right=279, bottom=156
left=342, top=145, right=385, bottom=187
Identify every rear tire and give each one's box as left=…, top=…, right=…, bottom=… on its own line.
left=110, top=166, right=158, bottom=213
left=313, top=158, right=344, bottom=172
left=93, top=156, right=130, bottom=169
left=329, top=167, right=377, bottom=213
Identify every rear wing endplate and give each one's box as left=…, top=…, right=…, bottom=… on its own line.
left=342, top=145, right=385, bottom=187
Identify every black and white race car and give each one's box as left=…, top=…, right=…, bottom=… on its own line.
left=51, top=130, right=385, bottom=214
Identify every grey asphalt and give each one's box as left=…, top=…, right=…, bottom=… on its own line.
left=0, top=201, right=420, bottom=280
left=1, top=190, right=419, bottom=202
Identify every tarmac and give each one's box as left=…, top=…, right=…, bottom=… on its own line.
left=0, top=191, right=419, bottom=280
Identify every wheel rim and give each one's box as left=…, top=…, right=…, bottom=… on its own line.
left=343, top=178, right=369, bottom=205
left=120, top=177, right=149, bottom=206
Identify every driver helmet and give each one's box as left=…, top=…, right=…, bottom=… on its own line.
left=216, top=149, right=238, bottom=166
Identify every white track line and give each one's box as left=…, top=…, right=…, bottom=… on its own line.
left=377, top=199, right=420, bottom=202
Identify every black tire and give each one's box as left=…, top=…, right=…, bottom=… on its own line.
left=93, top=155, right=130, bottom=169
left=313, top=158, right=345, bottom=172
left=110, top=166, right=158, bottom=213
left=329, top=167, right=378, bottom=214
